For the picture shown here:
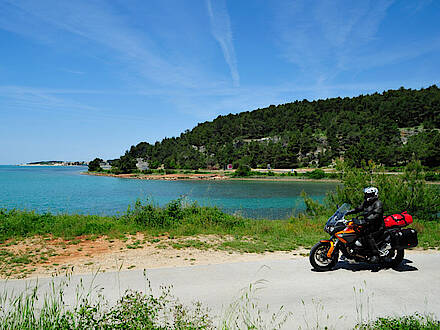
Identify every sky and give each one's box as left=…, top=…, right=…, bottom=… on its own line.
left=0, top=0, right=439, bottom=164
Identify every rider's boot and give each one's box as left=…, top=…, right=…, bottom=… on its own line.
left=367, top=238, right=380, bottom=263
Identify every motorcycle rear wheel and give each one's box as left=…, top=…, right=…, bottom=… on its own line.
left=309, top=242, right=339, bottom=271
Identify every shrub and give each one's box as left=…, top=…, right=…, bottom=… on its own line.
left=357, top=313, right=440, bottom=329
left=88, top=158, right=103, bottom=172
left=307, top=169, right=326, bottom=179
left=233, top=164, right=252, bottom=177
left=425, top=172, right=440, bottom=181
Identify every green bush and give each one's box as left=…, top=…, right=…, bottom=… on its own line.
left=325, top=160, right=440, bottom=220
left=357, top=313, right=440, bottom=329
left=0, top=284, right=212, bottom=329
left=307, top=169, right=326, bottom=179
left=425, top=172, right=440, bottom=181
left=232, top=164, right=252, bottom=177
left=87, top=158, right=103, bottom=172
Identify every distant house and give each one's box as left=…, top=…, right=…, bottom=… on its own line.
left=136, top=158, right=149, bottom=171
left=99, top=162, right=112, bottom=170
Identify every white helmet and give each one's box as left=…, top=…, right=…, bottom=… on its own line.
left=363, top=187, right=378, bottom=202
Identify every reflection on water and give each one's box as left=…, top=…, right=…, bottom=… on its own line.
left=0, top=166, right=339, bottom=219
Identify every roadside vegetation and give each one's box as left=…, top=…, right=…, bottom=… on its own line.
left=0, top=276, right=212, bottom=329
left=356, top=314, right=440, bottom=329
left=0, top=275, right=438, bottom=329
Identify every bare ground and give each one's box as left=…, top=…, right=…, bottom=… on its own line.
left=0, top=234, right=309, bottom=279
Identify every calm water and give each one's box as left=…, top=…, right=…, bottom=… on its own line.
left=0, top=166, right=338, bottom=219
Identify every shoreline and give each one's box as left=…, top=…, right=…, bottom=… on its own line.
left=16, top=164, right=87, bottom=168
left=82, top=171, right=440, bottom=184
left=82, top=171, right=341, bottom=183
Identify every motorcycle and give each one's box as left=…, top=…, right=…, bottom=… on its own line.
left=309, top=203, right=418, bottom=271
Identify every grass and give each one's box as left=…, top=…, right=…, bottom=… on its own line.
left=0, top=273, right=437, bottom=329
left=0, top=274, right=212, bottom=329
left=0, top=201, right=326, bottom=252
left=0, top=245, right=58, bottom=278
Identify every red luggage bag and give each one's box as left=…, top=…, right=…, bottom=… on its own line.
left=384, top=211, right=413, bottom=228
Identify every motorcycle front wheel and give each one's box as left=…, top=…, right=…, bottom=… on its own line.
left=309, top=241, right=339, bottom=271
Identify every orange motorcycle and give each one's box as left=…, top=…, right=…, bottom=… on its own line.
left=309, top=204, right=418, bottom=271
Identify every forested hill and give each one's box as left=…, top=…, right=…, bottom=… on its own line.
left=112, top=85, right=440, bottom=172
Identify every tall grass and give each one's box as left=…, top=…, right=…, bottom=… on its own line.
left=0, top=275, right=212, bottom=329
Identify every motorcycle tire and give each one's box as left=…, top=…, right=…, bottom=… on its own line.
left=382, top=249, right=404, bottom=268
left=309, top=242, right=339, bottom=271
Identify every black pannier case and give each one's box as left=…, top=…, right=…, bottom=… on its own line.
left=390, top=228, right=418, bottom=249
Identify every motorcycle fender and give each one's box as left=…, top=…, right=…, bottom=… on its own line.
left=320, top=240, right=335, bottom=258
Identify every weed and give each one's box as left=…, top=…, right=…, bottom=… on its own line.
left=356, top=313, right=440, bottom=329
left=0, top=276, right=212, bottom=329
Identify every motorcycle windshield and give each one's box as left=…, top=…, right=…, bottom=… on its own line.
left=326, top=203, right=351, bottom=226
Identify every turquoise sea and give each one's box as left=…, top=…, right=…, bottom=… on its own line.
left=0, top=165, right=338, bottom=219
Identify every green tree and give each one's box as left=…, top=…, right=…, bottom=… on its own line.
left=405, top=130, right=440, bottom=167
left=233, top=164, right=252, bottom=177
left=88, top=158, right=103, bottom=172
left=117, top=156, right=137, bottom=173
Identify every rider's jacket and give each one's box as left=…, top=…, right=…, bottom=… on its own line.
left=348, top=199, right=384, bottom=232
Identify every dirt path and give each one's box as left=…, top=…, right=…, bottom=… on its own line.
left=0, top=234, right=310, bottom=279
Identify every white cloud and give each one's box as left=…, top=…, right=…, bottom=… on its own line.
left=206, top=0, right=240, bottom=87
left=0, top=0, right=207, bottom=88
left=276, top=0, right=395, bottom=82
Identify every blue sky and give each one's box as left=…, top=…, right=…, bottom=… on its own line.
left=1, top=0, right=439, bottom=164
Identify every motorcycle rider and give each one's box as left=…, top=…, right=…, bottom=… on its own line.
left=346, top=187, right=384, bottom=263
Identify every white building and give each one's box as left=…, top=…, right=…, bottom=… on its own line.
left=99, top=162, right=112, bottom=170
left=136, top=158, right=149, bottom=171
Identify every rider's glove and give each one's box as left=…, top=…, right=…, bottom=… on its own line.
left=346, top=209, right=356, bottom=215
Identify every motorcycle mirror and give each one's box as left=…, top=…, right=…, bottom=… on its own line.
left=336, top=204, right=339, bottom=209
